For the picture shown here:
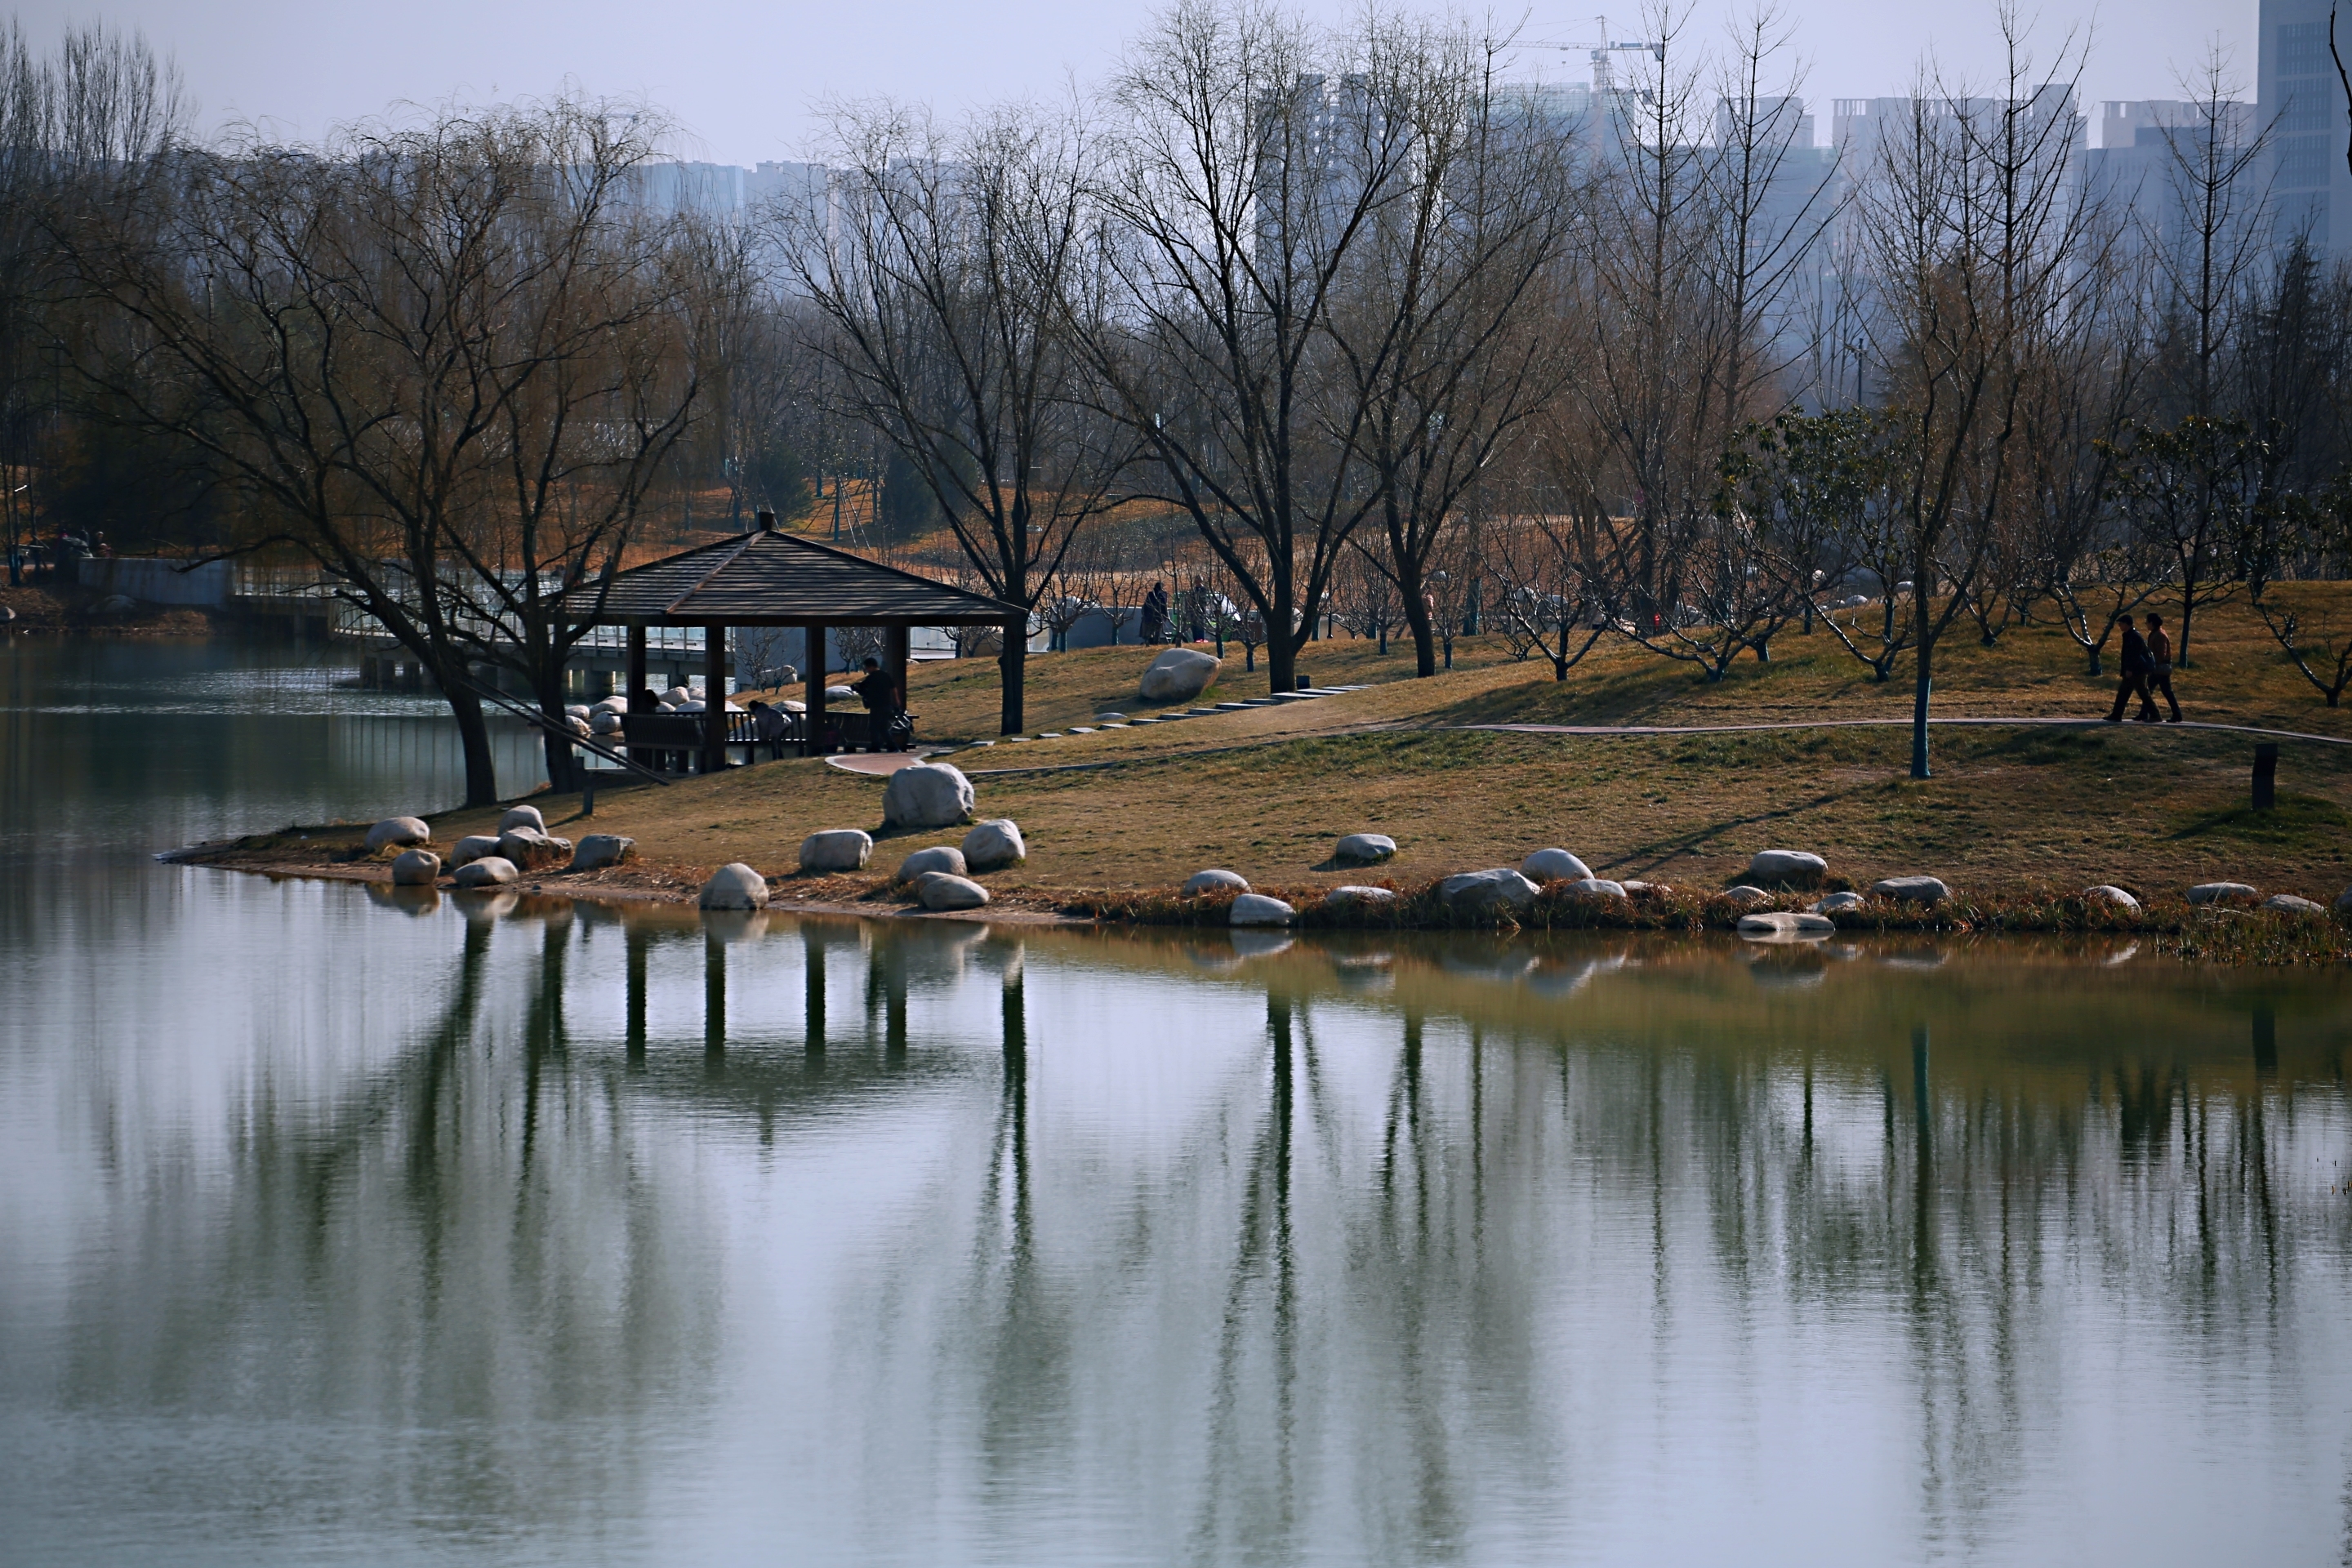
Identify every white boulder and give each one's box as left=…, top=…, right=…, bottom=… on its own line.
left=914, top=871, right=991, bottom=911
left=698, top=862, right=769, bottom=911
left=2187, top=882, right=2259, bottom=906
left=882, top=763, right=976, bottom=830
left=1335, top=833, right=1396, bottom=866
left=1812, top=890, right=1864, bottom=913
left=1747, top=849, right=1828, bottom=887
left=2263, top=893, right=2327, bottom=916
left=1139, top=647, right=1221, bottom=703
left=799, top=829, right=873, bottom=873
left=1440, top=868, right=1539, bottom=915
left=1325, top=885, right=1397, bottom=911
left=594, top=695, right=630, bottom=714
left=448, top=834, right=501, bottom=869
left=1872, top=875, right=1951, bottom=904
left=893, top=845, right=968, bottom=884
left=390, top=849, right=441, bottom=885
left=1183, top=869, right=1250, bottom=897
left=365, top=817, right=431, bottom=853
left=1229, top=893, right=1295, bottom=927
left=453, top=856, right=518, bottom=889
left=1520, top=849, right=1592, bottom=884
left=1740, top=911, right=1835, bottom=938
left=663, top=686, right=693, bottom=706
left=498, top=804, right=545, bottom=833
left=590, top=710, right=624, bottom=735
left=568, top=835, right=635, bottom=871
left=1562, top=877, right=1628, bottom=899
left=1723, top=884, right=1773, bottom=906
left=498, top=828, right=572, bottom=872
left=2084, top=884, right=2140, bottom=909
left=961, top=819, right=1027, bottom=871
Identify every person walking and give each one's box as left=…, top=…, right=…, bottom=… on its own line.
left=2106, top=615, right=2158, bottom=723
left=2143, top=612, right=2182, bottom=723
left=1140, top=580, right=1169, bottom=644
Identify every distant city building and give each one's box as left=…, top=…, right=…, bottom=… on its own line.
left=626, top=158, right=829, bottom=219
left=2083, top=98, right=2257, bottom=260
left=2260, top=0, right=2351, bottom=251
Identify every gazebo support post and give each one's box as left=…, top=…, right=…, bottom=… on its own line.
left=805, top=622, right=829, bottom=755
left=702, top=623, right=728, bottom=773
left=625, top=623, right=648, bottom=768
left=886, top=624, right=911, bottom=744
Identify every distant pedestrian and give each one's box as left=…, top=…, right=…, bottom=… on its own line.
left=2144, top=612, right=2182, bottom=723
left=853, top=655, right=902, bottom=751
left=1187, top=576, right=1208, bottom=642
left=2105, top=615, right=2158, bottom=723
left=1141, top=580, right=1169, bottom=644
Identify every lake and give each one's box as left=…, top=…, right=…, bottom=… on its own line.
left=5, top=637, right=2350, bottom=1566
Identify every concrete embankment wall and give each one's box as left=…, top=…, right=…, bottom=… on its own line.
left=78, top=557, right=233, bottom=606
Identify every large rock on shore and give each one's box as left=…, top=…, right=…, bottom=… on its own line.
left=366, top=817, right=431, bottom=853
left=498, top=828, right=572, bottom=872
left=2188, top=881, right=2260, bottom=906
left=390, top=849, right=440, bottom=885
left=1746, top=849, right=1827, bottom=888
left=1562, top=877, right=1628, bottom=899
left=453, top=856, right=517, bottom=889
left=1440, top=868, right=1539, bottom=915
left=1229, top=893, right=1295, bottom=927
left=498, top=804, right=545, bottom=833
left=1812, top=891, right=1863, bottom=913
left=448, top=834, right=501, bottom=869
left=914, top=871, right=991, bottom=911
left=799, top=829, right=873, bottom=873
left=1723, top=884, right=1772, bottom=906
left=961, top=819, right=1027, bottom=871
left=698, top=862, right=768, bottom=911
left=1183, top=869, right=1250, bottom=897
left=1139, top=647, right=1220, bottom=702
left=1325, top=885, right=1396, bottom=911
left=1334, top=833, right=1396, bottom=866
left=2264, top=893, right=2327, bottom=916
left=1872, top=875, right=1950, bottom=904
left=2084, top=884, right=2140, bottom=909
left=882, top=763, right=975, bottom=830
left=893, top=845, right=967, bottom=884
left=1520, top=849, right=1592, bottom=884
left=567, top=835, right=635, bottom=871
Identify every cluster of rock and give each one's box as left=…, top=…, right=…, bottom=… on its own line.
left=363, top=804, right=633, bottom=892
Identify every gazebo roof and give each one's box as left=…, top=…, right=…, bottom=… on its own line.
left=561, top=527, right=1022, bottom=627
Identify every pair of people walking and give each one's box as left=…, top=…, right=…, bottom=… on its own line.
left=2107, top=612, right=2182, bottom=724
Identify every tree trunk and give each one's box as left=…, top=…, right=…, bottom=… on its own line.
left=444, top=680, right=501, bottom=807
left=1909, top=587, right=1933, bottom=781
left=1401, top=586, right=1437, bottom=678
left=998, top=630, right=1027, bottom=734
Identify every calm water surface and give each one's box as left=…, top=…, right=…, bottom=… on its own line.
left=6, top=639, right=2352, bottom=1566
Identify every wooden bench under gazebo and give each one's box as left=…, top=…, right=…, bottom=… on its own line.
left=561, top=515, right=1027, bottom=773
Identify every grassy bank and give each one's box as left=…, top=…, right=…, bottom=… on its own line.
left=189, top=591, right=2352, bottom=961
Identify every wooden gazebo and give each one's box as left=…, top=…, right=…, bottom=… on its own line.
left=562, top=517, right=1026, bottom=771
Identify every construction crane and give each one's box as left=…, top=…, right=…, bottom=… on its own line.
left=1521, top=17, right=1666, bottom=100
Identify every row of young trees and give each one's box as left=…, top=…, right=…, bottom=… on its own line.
left=12, top=2, right=2352, bottom=793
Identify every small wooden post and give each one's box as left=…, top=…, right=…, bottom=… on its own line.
left=2253, top=743, right=2278, bottom=809
left=805, top=622, right=829, bottom=754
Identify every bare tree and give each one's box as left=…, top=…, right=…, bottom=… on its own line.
left=1852, top=13, right=2097, bottom=777
left=784, top=98, right=1122, bottom=733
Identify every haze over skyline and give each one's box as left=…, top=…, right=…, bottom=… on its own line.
left=16, top=0, right=2258, bottom=163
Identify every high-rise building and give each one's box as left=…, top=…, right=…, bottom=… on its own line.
left=2259, top=0, right=2350, bottom=250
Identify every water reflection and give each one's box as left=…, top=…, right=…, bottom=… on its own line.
left=8, top=871, right=2352, bottom=1565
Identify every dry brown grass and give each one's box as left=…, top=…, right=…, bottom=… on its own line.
left=208, top=589, right=2352, bottom=934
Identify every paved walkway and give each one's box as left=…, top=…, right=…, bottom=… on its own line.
left=822, top=748, right=953, bottom=776
left=1459, top=715, right=2352, bottom=747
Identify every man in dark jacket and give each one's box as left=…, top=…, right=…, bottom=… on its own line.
left=2106, top=615, right=2158, bottom=722
left=853, top=657, right=902, bottom=751
left=1140, top=581, right=1169, bottom=644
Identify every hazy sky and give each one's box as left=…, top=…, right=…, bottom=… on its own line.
left=17, top=0, right=2258, bottom=162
